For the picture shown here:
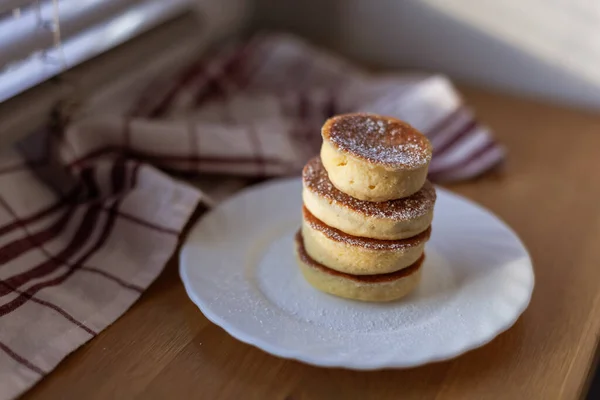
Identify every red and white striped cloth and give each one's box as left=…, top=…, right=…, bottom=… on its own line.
left=0, top=32, right=504, bottom=399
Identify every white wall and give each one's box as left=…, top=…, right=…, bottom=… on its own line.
left=254, top=0, right=600, bottom=110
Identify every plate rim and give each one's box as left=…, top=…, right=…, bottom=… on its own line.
left=180, top=177, right=535, bottom=369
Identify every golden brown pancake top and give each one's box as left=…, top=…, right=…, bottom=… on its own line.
left=322, top=113, right=432, bottom=169
left=303, top=157, right=436, bottom=220
left=302, top=206, right=431, bottom=250
left=295, top=231, right=423, bottom=283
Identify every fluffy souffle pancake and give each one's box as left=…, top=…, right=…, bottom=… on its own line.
left=302, top=156, right=436, bottom=240
left=295, top=231, right=423, bottom=302
left=321, top=113, right=432, bottom=201
left=301, top=206, right=430, bottom=275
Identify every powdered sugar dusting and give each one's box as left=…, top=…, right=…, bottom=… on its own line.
left=303, top=157, right=436, bottom=220
left=323, top=113, right=432, bottom=168
left=182, top=178, right=532, bottom=367
left=255, top=230, right=456, bottom=334
left=304, top=207, right=431, bottom=250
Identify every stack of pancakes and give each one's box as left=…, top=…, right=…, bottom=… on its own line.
left=295, top=113, right=436, bottom=302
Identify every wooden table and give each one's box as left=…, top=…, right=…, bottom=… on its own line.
left=23, top=88, right=600, bottom=399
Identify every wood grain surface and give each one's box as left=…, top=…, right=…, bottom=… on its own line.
left=22, top=88, right=600, bottom=400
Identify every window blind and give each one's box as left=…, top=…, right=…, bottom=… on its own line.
left=0, top=0, right=194, bottom=103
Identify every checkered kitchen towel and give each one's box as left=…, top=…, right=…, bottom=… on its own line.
left=0, top=32, right=504, bottom=399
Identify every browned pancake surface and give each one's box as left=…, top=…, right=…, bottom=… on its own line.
left=295, top=231, right=424, bottom=283
left=302, top=207, right=431, bottom=250
left=322, top=113, right=432, bottom=169
left=303, top=156, right=436, bottom=221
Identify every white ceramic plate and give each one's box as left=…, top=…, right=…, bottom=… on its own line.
left=180, top=178, right=534, bottom=369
